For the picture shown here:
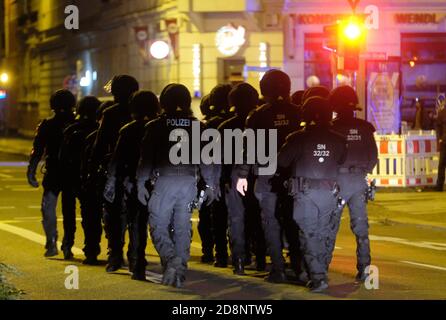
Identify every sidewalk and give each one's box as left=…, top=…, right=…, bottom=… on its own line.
left=0, top=137, right=32, bottom=156
left=368, top=191, right=446, bottom=230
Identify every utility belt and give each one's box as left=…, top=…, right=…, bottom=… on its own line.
left=288, top=177, right=338, bottom=195
left=156, top=167, right=197, bottom=177
left=338, top=167, right=366, bottom=174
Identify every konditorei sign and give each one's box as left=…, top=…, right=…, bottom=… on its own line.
left=215, top=24, right=246, bottom=56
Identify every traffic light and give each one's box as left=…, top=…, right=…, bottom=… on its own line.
left=323, top=17, right=365, bottom=71
left=340, top=18, right=364, bottom=71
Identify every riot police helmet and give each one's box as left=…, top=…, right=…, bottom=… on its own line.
left=302, top=96, right=332, bottom=124
left=50, top=89, right=76, bottom=113
left=209, top=84, right=232, bottom=115
left=259, top=69, right=291, bottom=100
left=229, top=83, right=259, bottom=116
left=160, top=83, right=192, bottom=114
left=129, top=90, right=160, bottom=120
left=77, top=96, right=101, bottom=120
left=328, top=85, right=361, bottom=114
left=302, top=86, right=330, bottom=104
left=110, top=75, right=139, bottom=103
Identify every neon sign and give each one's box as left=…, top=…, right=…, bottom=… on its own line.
left=215, top=24, right=246, bottom=56
left=0, top=90, right=6, bottom=99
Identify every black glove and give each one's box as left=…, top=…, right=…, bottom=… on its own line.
left=103, top=177, right=116, bottom=203
left=26, top=167, right=39, bottom=188
left=137, top=181, right=150, bottom=206
left=269, top=173, right=286, bottom=193
left=204, top=185, right=216, bottom=206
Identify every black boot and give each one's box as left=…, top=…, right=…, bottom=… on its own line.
left=233, top=258, right=246, bottom=276
left=44, top=237, right=58, bottom=257
left=265, top=269, right=287, bottom=283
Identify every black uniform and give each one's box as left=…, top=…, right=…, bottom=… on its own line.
left=90, top=103, right=132, bottom=266
left=218, top=114, right=266, bottom=268
left=331, top=116, right=378, bottom=273
left=59, top=119, right=98, bottom=256
left=436, top=107, right=446, bottom=190
left=206, top=113, right=230, bottom=266
left=106, top=119, right=150, bottom=274
left=278, top=124, right=347, bottom=285
left=28, top=112, right=75, bottom=250
left=136, top=112, right=214, bottom=284
left=237, top=100, right=301, bottom=275
left=79, top=130, right=104, bottom=260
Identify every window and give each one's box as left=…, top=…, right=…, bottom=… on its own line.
left=304, top=33, right=333, bottom=90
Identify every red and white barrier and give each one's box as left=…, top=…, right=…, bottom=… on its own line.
left=369, top=130, right=439, bottom=187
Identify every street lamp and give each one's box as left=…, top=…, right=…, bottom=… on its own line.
left=0, top=73, right=9, bottom=84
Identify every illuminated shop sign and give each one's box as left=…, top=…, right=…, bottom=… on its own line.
left=394, top=14, right=438, bottom=24
left=215, top=24, right=246, bottom=56
left=0, top=90, right=6, bottom=99
left=295, top=5, right=379, bottom=30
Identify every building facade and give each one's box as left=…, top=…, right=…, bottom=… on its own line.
left=1, top=0, right=446, bottom=135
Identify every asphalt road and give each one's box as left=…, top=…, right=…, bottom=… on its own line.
left=0, top=152, right=445, bottom=300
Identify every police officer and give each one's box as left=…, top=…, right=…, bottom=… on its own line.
left=59, top=96, right=101, bottom=260
left=79, top=101, right=113, bottom=264
left=207, top=84, right=233, bottom=268
left=136, top=84, right=215, bottom=288
left=197, top=94, right=216, bottom=263
left=103, top=90, right=160, bottom=280
left=27, top=89, right=76, bottom=257
left=302, top=86, right=330, bottom=104
left=90, top=75, right=139, bottom=272
left=329, top=86, right=378, bottom=281
left=218, top=83, right=266, bottom=275
left=435, top=95, right=446, bottom=191
left=236, top=70, right=301, bottom=283
left=277, top=96, right=347, bottom=292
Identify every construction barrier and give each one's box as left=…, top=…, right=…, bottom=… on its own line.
left=369, top=130, right=439, bottom=187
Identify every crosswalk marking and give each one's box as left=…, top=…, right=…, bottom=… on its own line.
left=0, top=221, right=84, bottom=255
left=370, top=235, right=446, bottom=251
left=400, top=260, right=446, bottom=272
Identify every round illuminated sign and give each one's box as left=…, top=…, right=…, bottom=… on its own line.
left=150, top=41, right=170, bottom=59
left=215, top=25, right=246, bottom=56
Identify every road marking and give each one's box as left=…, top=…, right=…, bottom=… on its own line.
left=370, top=235, right=446, bottom=251
left=0, top=222, right=83, bottom=255
left=0, top=162, right=28, bottom=167
left=400, top=260, right=446, bottom=272
left=0, top=206, right=15, bottom=210
left=10, top=188, right=40, bottom=192
left=1, top=178, right=28, bottom=182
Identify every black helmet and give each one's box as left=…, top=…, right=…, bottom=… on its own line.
left=291, top=90, right=305, bottom=106
left=199, top=94, right=212, bottom=118
left=328, top=85, right=361, bottom=113
left=50, top=89, right=76, bottom=113
left=260, top=69, right=291, bottom=100
left=302, top=96, right=332, bottom=124
left=302, top=86, right=330, bottom=104
left=77, top=96, right=101, bottom=120
left=111, top=75, right=139, bottom=102
left=160, top=84, right=191, bottom=113
left=229, top=83, right=259, bottom=116
left=210, top=84, right=232, bottom=114
left=129, top=90, right=160, bottom=120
